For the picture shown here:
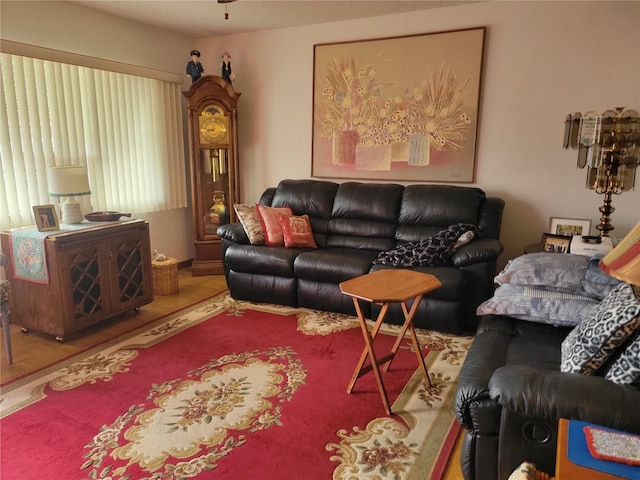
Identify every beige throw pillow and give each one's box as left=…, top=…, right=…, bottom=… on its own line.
left=233, top=204, right=264, bottom=245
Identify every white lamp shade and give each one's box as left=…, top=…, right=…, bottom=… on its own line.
left=48, top=165, right=91, bottom=197
left=47, top=165, right=91, bottom=223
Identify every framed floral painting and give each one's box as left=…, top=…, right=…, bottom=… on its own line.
left=312, top=27, right=486, bottom=183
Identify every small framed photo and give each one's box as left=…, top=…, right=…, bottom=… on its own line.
left=33, top=204, right=60, bottom=232
left=541, top=233, right=572, bottom=253
left=549, top=217, right=591, bottom=237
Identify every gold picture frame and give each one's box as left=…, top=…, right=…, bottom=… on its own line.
left=33, top=204, right=60, bottom=232
left=541, top=233, right=572, bottom=253
left=549, top=217, right=591, bottom=237
left=312, top=27, right=486, bottom=182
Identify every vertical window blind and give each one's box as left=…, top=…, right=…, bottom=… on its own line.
left=0, top=53, right=187, bottom=231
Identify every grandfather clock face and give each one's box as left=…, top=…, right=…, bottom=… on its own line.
left=198, top=105, right=229, bottom=145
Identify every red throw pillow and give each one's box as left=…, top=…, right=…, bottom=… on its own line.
left=256, top=204, right=293, bottom=246
left=278, top=214, right=317, bottom=248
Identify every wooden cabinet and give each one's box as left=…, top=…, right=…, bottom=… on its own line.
left=183, top=75, right=241, bottom=275
left=1, top=219, right=153, bottom=341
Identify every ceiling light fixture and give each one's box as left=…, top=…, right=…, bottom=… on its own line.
left=217, top=0, right=236, bottom=20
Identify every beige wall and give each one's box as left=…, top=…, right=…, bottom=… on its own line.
left=197, top=1, right=640, bottom=266
left=3, top=1, right=639, bottom=267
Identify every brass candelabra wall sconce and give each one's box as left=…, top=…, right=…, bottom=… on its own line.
left=563, top=107, right=640, bottom=237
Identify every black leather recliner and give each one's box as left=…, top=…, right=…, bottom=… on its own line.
left=217, top=179, right=505, bottom=334
left=454, top=314, right=640, bottom=480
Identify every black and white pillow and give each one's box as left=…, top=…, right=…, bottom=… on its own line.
left=561, top=283, right=640, bottom=375
left=604, top=332, right=640, bottom=385
left=373, top=223, right=482, bottom=267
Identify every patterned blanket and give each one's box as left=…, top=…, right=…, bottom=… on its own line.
left=373, top=223, right=484, bottom=267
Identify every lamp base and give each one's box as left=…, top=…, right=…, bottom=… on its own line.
left=60, top=198, right=84, bottom=224
left=596, top=191, right=615, bottom=237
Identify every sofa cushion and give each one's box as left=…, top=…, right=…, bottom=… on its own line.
left=256, top=204, right=293, bottom=246
left=225, top=244, right=300, bottom=277
left=476, top=284, right=599, bottom=327
left=294, top=248, right=379, bottom=283
left=604, top=332, right=640, bottom=385
left=227, top=271, right=297, bottom=308
left=270, top=179, right=338, bottom=220
left=233, top=203, right=264, bottom=245
left=331, top=182, right=404, bottom=223
left=502, top=318, right=570, bottom=370
left=396, top=185, right=485, bottom=243
left=561, top=283, right=640, bottom=375
left=278, top=214, right=317, bottom=248
left=327, top=182, right=403, bottom=252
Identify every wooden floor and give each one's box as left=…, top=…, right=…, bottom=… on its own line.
left=0, top=267, right=464, bottom=480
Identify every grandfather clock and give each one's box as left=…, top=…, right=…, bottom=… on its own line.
left=183, top=75, right=241, bottom=275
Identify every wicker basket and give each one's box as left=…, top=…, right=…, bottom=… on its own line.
left=151, top=258, right=179, bottom=295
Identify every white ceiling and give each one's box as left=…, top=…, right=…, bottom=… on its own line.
left=70, top=0, right=475, bottom=37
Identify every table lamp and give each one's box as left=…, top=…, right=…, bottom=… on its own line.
left=563, top=108, right=640, bottom=237
left=599, top=222, right=640, bottom=291
left=47, top=165, right=91, bottom=224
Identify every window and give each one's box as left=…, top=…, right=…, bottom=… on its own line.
left=0, top=52, right=188, bottom=231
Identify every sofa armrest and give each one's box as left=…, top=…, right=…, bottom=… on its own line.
left=455, top=316, right=515, bottom=430
left=217, top=223, right=249, bottom=244
left=489, top=365, right=640, bottom=434
left=451, top=237, right=503, bottom=267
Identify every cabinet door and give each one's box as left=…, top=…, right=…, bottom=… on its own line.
left=110, top=229, right=153, bottom=311
left=61, top=242, right=112, bottom=329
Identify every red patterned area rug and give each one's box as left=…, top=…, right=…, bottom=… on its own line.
left=0, top=293, right=471, bottom=480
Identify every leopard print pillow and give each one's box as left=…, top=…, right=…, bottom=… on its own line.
left=604, top=332, right=640, bottom=385
left=561, top=283, right=640, bottom=375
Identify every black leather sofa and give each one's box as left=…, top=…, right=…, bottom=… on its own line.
left=454, top=314, right=640, bottom=480
left=217, top=179, right=505, bottom=334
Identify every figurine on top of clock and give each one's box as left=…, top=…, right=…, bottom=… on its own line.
left=221, top=52, right=236, bottom=85
left=186, top=50, right=204, bottom=83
